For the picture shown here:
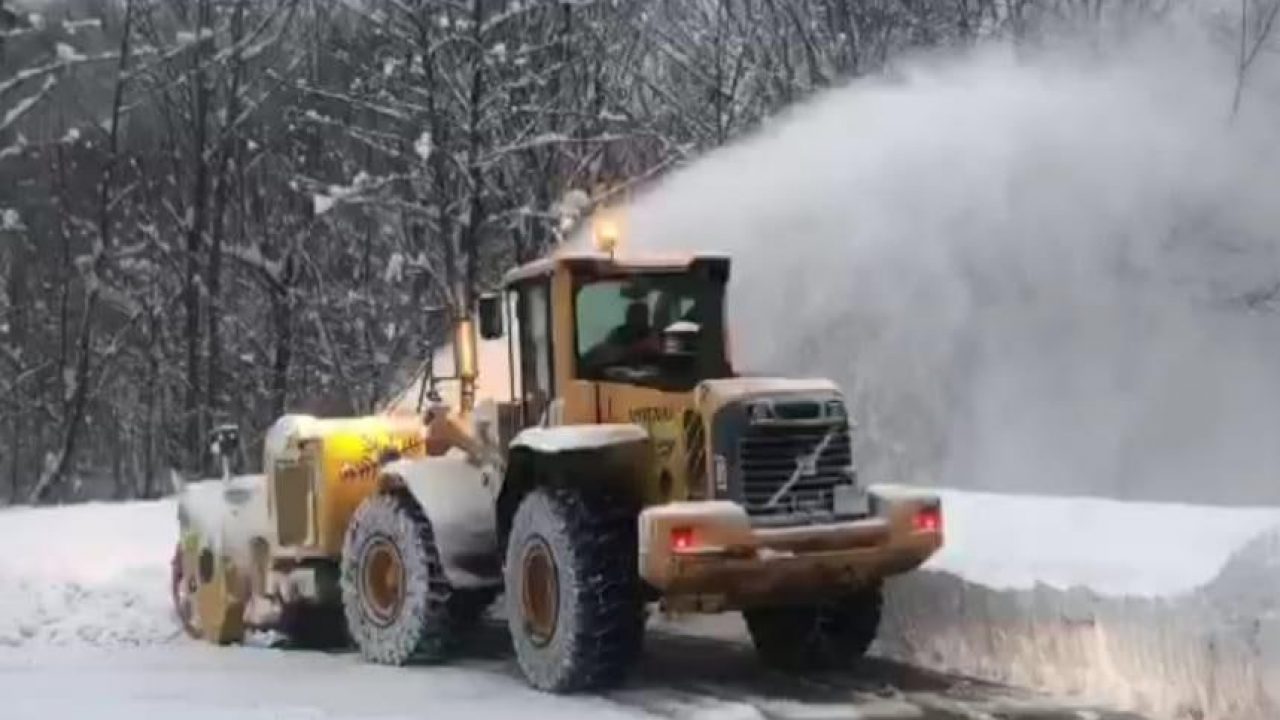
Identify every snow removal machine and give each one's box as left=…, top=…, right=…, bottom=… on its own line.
left=170, top=221, right=944, bottom=692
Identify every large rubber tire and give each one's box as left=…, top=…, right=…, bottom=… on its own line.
left=504, top=486, right=644, bottom=693
left=743, top=584, right=883, bottom=672
left=340, top=490, right=482, bottom=664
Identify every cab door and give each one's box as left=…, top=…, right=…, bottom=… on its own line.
left=513, top=278, right=555, bottom=428
left=569, top=277, right=699, bottom=503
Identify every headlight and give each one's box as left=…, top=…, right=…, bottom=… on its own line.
left=825, top=400, right=846, bottom=420
left=713, top=455, right=729, bottom=493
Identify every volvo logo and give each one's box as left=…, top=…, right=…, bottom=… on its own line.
left=765, top=429, right=835, bottom=508
left=795, top=450, right=819, bottom=477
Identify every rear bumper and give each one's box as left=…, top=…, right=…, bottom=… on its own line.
left=638, top=487, right=942, bottom=611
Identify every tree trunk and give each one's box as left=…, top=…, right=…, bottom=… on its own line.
left=6, top=234, right=27, bottom=500
left=27, top=0, right=134, bottom=503
left=111, top=407, right=125, bottom=500
left=460, top=0, right=488, bottom=312
left=207, top=0, right=248, bottom=434
left=185, top=0, right=213, bottom=473
left=271, top=254, right=295, bottom=419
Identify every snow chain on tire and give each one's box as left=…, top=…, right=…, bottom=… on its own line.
left=743, top=584, right=883, bottom=672
left=341, top=490, right=490, bottom=664
left=505, top=485, right=645, bottom=693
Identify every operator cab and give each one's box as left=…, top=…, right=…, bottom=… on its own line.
left=565, top=254, right=730, bottom=390
left=476, top=248, right=733, bottom=429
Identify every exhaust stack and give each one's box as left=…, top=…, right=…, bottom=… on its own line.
left=454, top=314, right=478, bottom=413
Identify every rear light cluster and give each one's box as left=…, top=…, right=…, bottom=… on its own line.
left=671, top=527, right=695, bottom=552
left=912, top=506, right=942, bottom=534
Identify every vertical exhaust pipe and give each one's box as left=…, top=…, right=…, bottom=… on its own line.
left=454, top=314, right=478, bottom=414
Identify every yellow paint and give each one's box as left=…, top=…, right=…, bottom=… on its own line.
left=181, top=540, right=246, bottom=645
left=597, top=384, right=698, bottom=504
left=319, top=417, right=427, bottom=555
left=272, top=415, right=428, bottom=557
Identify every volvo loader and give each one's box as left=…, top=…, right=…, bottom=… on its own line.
left=170, top=226, right=944, bottom=692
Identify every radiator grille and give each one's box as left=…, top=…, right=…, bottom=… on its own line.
left=272, top=458, right=313, bottom=546
left=737, top=424, right=852, bottom=519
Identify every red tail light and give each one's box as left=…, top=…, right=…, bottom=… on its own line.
left=671, top=527, right=695, bottom=552
left=913, top=506, right=942, bottom=534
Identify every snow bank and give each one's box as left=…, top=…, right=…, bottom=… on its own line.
left=0, top=499, right=180, bottom=648
left=879, top=490, right=1280, bottom=720
left=926, top=489, right=1280, bottom=597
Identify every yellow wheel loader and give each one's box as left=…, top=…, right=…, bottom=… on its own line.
left=171, top=232, right=944, bottom=692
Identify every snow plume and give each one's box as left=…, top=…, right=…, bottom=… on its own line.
left=597, top=8, right=1280, bottom=505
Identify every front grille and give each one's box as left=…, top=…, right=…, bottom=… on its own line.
left=736, top=423, right=852, bottom=519
left=272, top=458, right=313, bottom=546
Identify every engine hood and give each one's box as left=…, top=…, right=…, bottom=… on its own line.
left=696, top=376, right=843, bottom=419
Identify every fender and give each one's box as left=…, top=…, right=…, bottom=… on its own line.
left=379, top=454, right=503, bottom=590
left=508, top=423, right=649, bottom=454
left=496, top=424, right=652, bottom=542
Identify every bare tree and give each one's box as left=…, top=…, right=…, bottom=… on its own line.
left=1233, top=0, right=1280, bottom=116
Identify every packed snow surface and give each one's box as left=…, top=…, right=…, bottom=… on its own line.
left=0, top=646, right=651, bottom=720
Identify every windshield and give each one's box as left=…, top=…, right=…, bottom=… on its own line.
left=574, top=271, right=729, bottom=391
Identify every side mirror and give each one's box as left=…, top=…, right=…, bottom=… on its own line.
left=477, top=292, right=504, bottom=339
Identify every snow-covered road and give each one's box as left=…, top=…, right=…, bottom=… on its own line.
left=0, top=620, right=1142, bottom=720
left=3, top=491, right=1277, bottom=719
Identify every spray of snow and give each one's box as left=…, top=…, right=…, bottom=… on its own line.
left=585, top=10, right=1280, bottom=507
left=549, top=11, right=1280, bottom=714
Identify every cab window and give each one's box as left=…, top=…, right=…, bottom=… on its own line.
left=573, top=272, right=727, bottom=391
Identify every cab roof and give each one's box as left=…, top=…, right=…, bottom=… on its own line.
left=500, top=250, right=731, bottom=287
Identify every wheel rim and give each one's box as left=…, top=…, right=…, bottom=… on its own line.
left=362, top=538, right=405, bottom=626
left=519, top=537, right=559, bottom=647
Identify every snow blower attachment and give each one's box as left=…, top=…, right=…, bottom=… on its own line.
left=170, top=234, right=944, bottom=691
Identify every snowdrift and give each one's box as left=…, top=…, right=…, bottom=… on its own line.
left=878, top=491, right=1280, bottom=720
left=1, top=488, right=1277, bottom=719
left=0, top=499, right=180, bottom=647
